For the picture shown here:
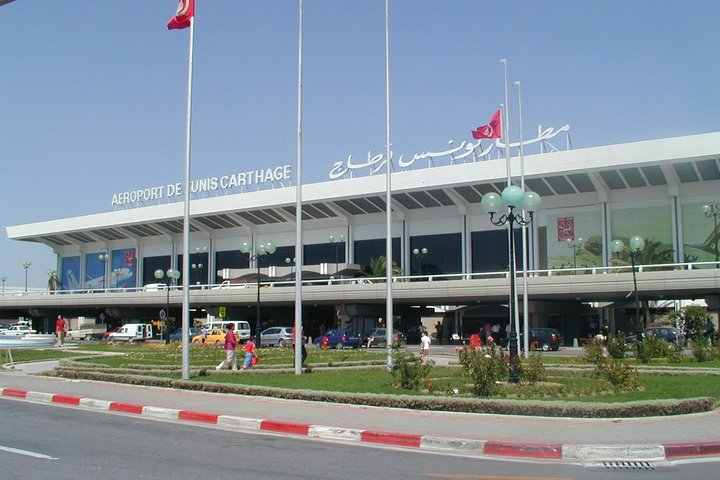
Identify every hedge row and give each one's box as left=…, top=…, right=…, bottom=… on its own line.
left=50, top=367, right=716, bottom=418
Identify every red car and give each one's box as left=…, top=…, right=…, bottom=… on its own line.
left=103, top=326, right=122, bottom=339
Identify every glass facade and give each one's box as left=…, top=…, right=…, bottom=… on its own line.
left=353, top=238, right=402, bottom=275
left=409, top=233, right=462, bottom=276
left=215, top=250, right=247, bottom=283
left=471, top=229, right=522, bottom=273
left=611, top=205, right=674, bottom=265
left=143, top=255, right=169, bottom=286
left=546, top=211, right=603, bottom=269
left=682, top=202, right=719, bottom=265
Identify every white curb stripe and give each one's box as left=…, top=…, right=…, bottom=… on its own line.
left=79, top=398, right=112, bottom=410
left=142, top=406, right=180, bottom=420
left=562, top=444, right=666, bottom=461
left=26, top=391, right=54, bottom=403
left=420, top=435, right=485, bottom=453
left=308, top=425, right=364, bottom=441
left=216, top=415, right=262, bottom=430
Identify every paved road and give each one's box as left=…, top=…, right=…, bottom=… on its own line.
left=1, top=349, right=719, bottom=464
left=2, top=399, right=718, bottom=480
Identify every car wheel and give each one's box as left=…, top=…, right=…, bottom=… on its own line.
left=214, top=340, right=222, bottom=346
left=541, top=343, right=550, bottom=352
left=335, top=342, right=343, bottom=350
left=193, top=339, right=201, bottom=345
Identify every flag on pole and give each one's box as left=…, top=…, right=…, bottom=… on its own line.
left=471, top=109, right=502, bottom=139
left=0, top=0, right=17, bottom=7
left=167, top=0, right=195, bottom=30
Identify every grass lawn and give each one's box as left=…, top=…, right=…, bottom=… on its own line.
left=1, top=348, right=79, bottom=365
left=42, top=343, right=720, bottom=403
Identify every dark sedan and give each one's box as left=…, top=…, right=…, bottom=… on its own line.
left=362, top=328, right=407, bottom=348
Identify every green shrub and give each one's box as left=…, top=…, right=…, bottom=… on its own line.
left=390, top=350, right=433, bottom=390
left=666, top=346, right=686, bottom=364
left=594, top=359, right=641, bottom=391
left=606, top=334, right=627, bottom=359
left=584, top=336, right=607, bottom=363
left=459, top=346, right=508, bottom=396
left=519, top=353, right=546, bottom=384
left=691, top=337, right=713, bottom=363
left=643, top=336, right=670, bottom=359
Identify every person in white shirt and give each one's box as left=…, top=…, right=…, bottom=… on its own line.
left=420, top=330, right=431, bottom=363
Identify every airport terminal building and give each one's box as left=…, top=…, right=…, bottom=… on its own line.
left=6, top=131, right=720, bottom=342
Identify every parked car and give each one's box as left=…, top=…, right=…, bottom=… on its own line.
left=362, top=328, right=407, bottom=347
left=103, top=326, right=123, bottom=339
left=315, top=328, right=361, bottom=349
left=529, top=328, right=562, bottom=351
left=191, top=328, right=226, bottom=345
left=168, top=327, right=201, bottom=342
left=259, top=326, right=293, bottom=347
left=627, top=326, right=684, bottom=347
left=0, top=324, right=36, bottom=336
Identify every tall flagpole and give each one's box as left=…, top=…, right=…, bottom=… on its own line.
left=294, top=0, right=304, bottom=375
left=500, top=58, right=519, bottom=355
left=385, top=0, right=394, bottom=370
left=180, top=16, right=196, bottom=381
left=516, top=80, right=530, bottom=357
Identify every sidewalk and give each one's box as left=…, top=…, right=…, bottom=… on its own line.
left=2, top=358, right=719, bottom=462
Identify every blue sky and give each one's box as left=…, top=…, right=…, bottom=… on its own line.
left=1, top=0, right=718, bottom=289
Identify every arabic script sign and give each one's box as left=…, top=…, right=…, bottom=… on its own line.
left=328, top=124, right=570, bottom=180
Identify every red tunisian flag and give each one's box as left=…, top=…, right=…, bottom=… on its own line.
left=471, top=109, right=502, bottom=139
left=167, top=0, right=195, bottom=30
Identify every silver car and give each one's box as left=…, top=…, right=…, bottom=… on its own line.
left=259, top=326, right=294, bottom=347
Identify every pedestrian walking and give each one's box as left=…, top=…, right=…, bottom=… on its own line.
left=215, top=323, right=238, bottom=371
left=420, top=330, right=431, bottom=363
left=243, top=337, right=257, bottom=370
left=435, top=321, right=443, bottom=345
left=55, top=315, right=67, bottom=347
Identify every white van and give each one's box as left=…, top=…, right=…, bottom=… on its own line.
left=203, top=320, right=251, bottom=341
left=108, top=323, right=153, bottom=342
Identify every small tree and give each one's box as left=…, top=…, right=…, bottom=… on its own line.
left=682, top=305, right=712, bottom=340
left=459, top=344, right=507, bottom=396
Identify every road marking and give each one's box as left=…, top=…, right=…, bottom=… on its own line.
left=425, top=474, right=571, bottom=480
left=0, top=445, right=58, bottom=460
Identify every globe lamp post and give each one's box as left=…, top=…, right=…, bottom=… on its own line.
left=481, top=185, right=541, bottom=383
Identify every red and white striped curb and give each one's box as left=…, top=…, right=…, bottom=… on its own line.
left=2, top=387, right=719, bottom=461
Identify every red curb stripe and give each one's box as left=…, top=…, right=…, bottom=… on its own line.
left=260, top=420, right=310, bottom=436
left=484, top=441, right=563, bottom=459
left=109, top=402, right=144, bottom=415
left=361, top=431, right=422, bottom=448
left=52, top=394, right=81, bottom=406
left=664, top=441, right=720, bottom=458
left=2, top=389, right=28, bottom=398
left=179, top=411, right=219, bottom=424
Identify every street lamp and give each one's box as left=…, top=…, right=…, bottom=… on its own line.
left=154, top=268, right=181, bottom=342
left=1, top=275, right=6, bottom=296
left=611, top=235, right=645, bottom=348
left=703, top=204, right=719, bottom=267
left=285, top=257, right=296, bottom=274
left=566, top=237, right=584, bottom=271
left=481, top=185, right=541, bottom=384
left=240, top=241, right=277, bottom=346
left=328, top=235, right=345, bottom=276
left=22, top=261, right=31, bottom=293
left=192, top=247, right=208, bottom=286
left=98, top=254, right=109, bottom=290
left=412, top=247, right=428, bottom=277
